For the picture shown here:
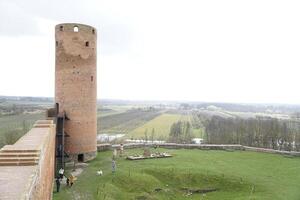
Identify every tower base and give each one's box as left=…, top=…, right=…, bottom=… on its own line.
left=69, top=151, right=97, bottom=163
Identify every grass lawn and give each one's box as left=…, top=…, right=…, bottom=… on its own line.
left=53, top=149, right=300, bottom=200
left=126, top=114, right=188, bottom=140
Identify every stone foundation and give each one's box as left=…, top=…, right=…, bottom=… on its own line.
left=67, top=151, right=97, bottom=163
left=83, top=151, right=97, bottom=162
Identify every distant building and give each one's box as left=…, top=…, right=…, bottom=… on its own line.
left=192, top=138, right=204, bottom=144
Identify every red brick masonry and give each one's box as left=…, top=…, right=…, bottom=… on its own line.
left=55, top=23, right=97, bottom=159
left=0, top=120, right=55, bottom=200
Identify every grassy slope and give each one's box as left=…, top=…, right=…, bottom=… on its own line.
left=126, top=114, right=188, bottom=140
left=53, top=149, right=300, bottom=200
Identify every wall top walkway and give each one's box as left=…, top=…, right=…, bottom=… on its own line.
left=0, top=120, right=55, bottom=200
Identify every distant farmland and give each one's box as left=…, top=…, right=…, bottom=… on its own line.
left=126, top=114, right=188, bottom=140
left=98, top=109, right=207, bottom=141
left=98, top=109, right=163, bottom=134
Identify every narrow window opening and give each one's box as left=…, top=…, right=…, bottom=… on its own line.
left=55, top=41, right=58, bottom=47
left=73, top=26, right=79, bottom=32
left=78, top=154, right=84, bottom=162
left=92, top=29, right=95, bottom=34
left=85, top=41, right=89, bottom=47
left=59, top=26, right=63, bottom=31
left=91, top=76, right=93, bottom=82
left=55, top=103, right=59, bottom=114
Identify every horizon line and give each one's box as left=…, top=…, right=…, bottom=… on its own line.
left=1, top=95, right=300, bottom=106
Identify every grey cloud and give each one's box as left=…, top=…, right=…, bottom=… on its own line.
left=0, top=1, right=40, bottom=36
left=0, top=0, right=133, bottom=54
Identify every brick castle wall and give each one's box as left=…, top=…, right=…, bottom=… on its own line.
left=0, top=120, right=56, bottom=200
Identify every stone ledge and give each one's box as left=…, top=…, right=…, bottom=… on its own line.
left=0, top=152, right=40, bottom=157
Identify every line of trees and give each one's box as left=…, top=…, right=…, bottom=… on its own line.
left=168, top=121, right=194, bottom=143
left=143, top=128, right=156, bottom=142
left=205, top=116, right=300, bottom=151
left=0, top=104, right=46, bottom=116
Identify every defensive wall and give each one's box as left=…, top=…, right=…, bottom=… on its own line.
left=97, top=143, right=300, bottom=156
left=0, top=120, right=55, bottom=200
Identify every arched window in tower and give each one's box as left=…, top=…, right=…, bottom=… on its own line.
left=85, top=41, right=89, bottom=47
left=60, top=26, right=63, bottom=31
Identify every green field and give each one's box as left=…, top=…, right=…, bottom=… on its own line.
left=53, top=148, right=300, bottom=200
left=126, top=113, right=205, bottom=140
left=127, top=114, right=188, bottom=140
left=98, top=110, right=126, bottom=118
left=98, top=109, right=162, bottom=134
left=98, top=106, right=130, bottom=117
left=0, top=112, right=45, bottom=148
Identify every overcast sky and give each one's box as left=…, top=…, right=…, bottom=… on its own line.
left=0, top=0, right=300, bottom=104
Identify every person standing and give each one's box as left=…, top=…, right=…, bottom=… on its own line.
left=66, top=177, right=70, bottom=186
left=69, top=174, right=76, bottom=187
left=119, top=144, right=124, bottom=157
left=113, top=148, right=117, bottom=160
left=58, top=168, right=64, bottom=179
left=112, top=159, right=116, bottom=173
left=56, top=177, right=61, bottom=192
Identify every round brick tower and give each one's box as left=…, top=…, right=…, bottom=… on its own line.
left=55, top=23, right=97, bottom=162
